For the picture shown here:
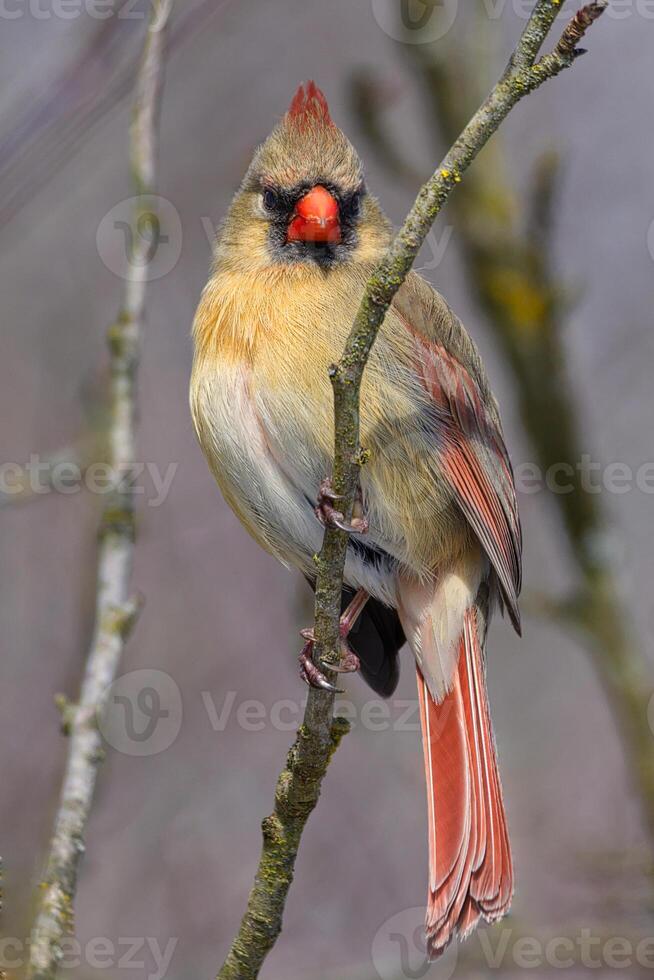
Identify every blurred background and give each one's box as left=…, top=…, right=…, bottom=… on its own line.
left=2, top=1, right=654, bottom=977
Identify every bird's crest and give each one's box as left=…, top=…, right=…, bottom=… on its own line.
left=286, top=81, right=333, bottom=129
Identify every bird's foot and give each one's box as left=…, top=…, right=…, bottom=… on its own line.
left=298, top=627, right=361, bottom=690
left=298, top=633, right=344, bottom=693
left=315, top=477, right=369, bottom=535
left=298, top=588, right=367, bottom=691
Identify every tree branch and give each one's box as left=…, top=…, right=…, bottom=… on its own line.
left=555, top=0, right=608, bottom=58
left=26, top=3, right=174, bottom=977
left=216, top=3, right=609, bottom=977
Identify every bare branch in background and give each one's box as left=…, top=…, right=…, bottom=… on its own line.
left=0, top=0, right=226, bottom=232
left=351, top=0, right=654, bottom=857
left=216, top=4, right=608, bottom=977
left=26, top=3, right=174, bottom=978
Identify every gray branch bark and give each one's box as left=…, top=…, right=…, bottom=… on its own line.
left=26, top=3, right=174, bottom=977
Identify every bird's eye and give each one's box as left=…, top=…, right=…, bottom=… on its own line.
left=262, top=188, right=279, bottom=211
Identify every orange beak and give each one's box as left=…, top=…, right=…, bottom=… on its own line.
left=286, top=185, right=341, bottom=244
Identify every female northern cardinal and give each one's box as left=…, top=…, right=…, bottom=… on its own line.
left=190, top=82, right=520, bottom=956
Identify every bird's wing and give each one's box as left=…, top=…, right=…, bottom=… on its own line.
left=392, top=274, right=522, bottom=632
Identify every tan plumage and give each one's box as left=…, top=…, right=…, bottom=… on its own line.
left=190, top=82, right=520, bottom=956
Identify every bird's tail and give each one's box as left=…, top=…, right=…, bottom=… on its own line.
left=416, top=604, right=513, bottom=958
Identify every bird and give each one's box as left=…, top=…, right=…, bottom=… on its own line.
left=190, top=81, right=521, bottom=957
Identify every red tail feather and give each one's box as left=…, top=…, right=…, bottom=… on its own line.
left=417, top=607, right=513, bottom=957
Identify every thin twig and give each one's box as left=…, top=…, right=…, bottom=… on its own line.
left=26, top=3, right=174, bottom=978
left=216, top=3, right=608, bottom=977
left=555, top=1, right=608, bottom=59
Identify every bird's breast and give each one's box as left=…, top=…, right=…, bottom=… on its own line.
left=191, top=354, right=326, bottom=573
left=190, top=263, right=464, bottom=591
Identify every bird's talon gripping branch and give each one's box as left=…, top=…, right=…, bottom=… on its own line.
left=317, top=478, right=343, bottom=502
left=315, top=477, right=369, bottom=534
left=299, top=641, right=344, bottom=693
left=299, top=587, right=368, bottom=687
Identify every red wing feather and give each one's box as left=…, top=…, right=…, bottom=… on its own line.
left=407, top=324, right=522, bottom=631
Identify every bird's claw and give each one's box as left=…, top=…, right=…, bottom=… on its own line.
left=315, top=477, right=369, bottom=535
left=299, top=642, right=343, bottom=693
left=328, top=513, right=370, bottom=535
left=299, top=626, right=361, bottom=685
left=317, top=479, right=343, bottom=503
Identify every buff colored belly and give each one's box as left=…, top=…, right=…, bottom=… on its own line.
left=190, top=358, right=400, bottom=605
left=191, top=359, right=325, bottom=573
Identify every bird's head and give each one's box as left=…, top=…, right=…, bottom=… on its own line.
left=217, top=82, right=391, bottom=273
